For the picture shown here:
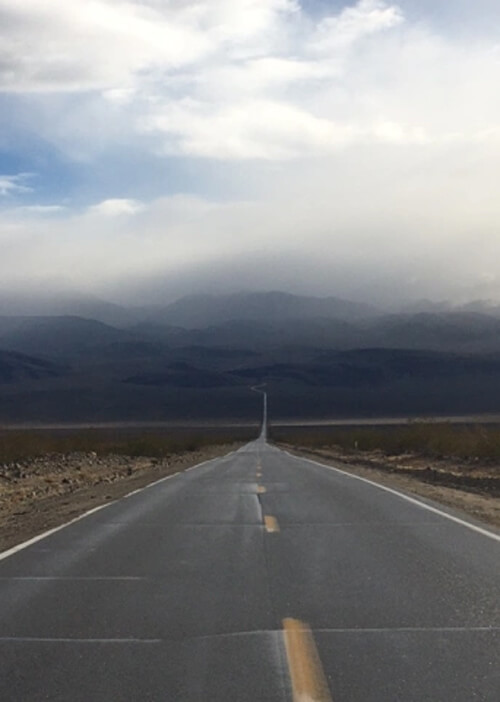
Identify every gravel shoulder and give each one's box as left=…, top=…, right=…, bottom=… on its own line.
left=277, top=443, right=500, bottom=529
left=0, top=443, right=241, bottom=552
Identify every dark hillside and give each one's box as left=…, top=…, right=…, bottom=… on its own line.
left=0, top=350, right=66, bottom=383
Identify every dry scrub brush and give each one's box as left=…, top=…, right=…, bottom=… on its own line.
left=271, top=423, right=500, bottom=461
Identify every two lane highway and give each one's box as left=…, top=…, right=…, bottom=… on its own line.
left=0, top=437, right=499, bottom=700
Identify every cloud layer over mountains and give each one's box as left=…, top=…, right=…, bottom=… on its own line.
left=1, top=1, right=500, bottom=304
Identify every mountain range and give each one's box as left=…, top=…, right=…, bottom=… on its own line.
left=1, top=290, right=500, bottom=422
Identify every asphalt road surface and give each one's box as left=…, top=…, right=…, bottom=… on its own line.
left=0, top=436, right=499, bottom=701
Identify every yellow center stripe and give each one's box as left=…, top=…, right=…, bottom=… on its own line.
left=257, top=485, right=266, bottom=494
left=283, top=618, right=333, bottom=702
left=264, top=515, right=280, bottom=533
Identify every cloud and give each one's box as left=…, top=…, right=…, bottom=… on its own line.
left=1, top=1, right=500, bottom=306
left=3, top=1, right=499, bottom=161
left=0, top=173, right=34, bottom=197
left=146, top=98, right=359, bottom=159
left=88, top=199, right=144, bottom=216
left=139, top=0, right=412, bottom=159
left=2, top=137, right=500, bottom=306
left=0, top=0, right=297, bottom=93
left=312, top=0, right=404, bottom=52
left=135, top=0, right=500, bottom=160
left=9, top=205, right=66, bottom=216
left=0, top=0, right=208, bottom=92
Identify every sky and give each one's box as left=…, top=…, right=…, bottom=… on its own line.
left=1, top=0, right=500, bottom=307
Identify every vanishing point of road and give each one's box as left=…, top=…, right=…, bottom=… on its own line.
left=0, top=421, right=499, bottom=699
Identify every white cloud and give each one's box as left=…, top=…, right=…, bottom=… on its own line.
left=3, top=1, right=499, bottom=160
left=312, top=0, right=404, bottom=53
left=133, top=0, right=500, bottom=159
left=2, top=1, right=500, bottom=304
left=0, top=173, right=34, bottom=197
left=0, top=0, right=297, bottom=93
left=0, top=0, right=207, bottom=92
left=88, top=199, right=144, bottom=216
left=146, top=98, right=358, bottom=159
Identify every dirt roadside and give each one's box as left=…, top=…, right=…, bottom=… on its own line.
left=277, top=443, right=500, bottom=529
left=0, top=443, right=241, bottom=553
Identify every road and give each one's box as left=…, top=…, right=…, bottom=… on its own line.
left=0, top=435, right=499, bottom=700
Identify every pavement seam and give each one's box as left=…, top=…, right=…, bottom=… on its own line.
left=1, top=626, right=497, bottom=645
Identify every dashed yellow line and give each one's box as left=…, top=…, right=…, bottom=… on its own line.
left=264, top=515, right=280, bottom=533
left=257, top=485, right=266, bottom=494
left=283, top=618, right=333, bottom=702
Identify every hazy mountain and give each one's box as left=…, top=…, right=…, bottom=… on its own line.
left=396, top=298, right=500, bottom=319
left=3, top=344, right=500, bottom=422
left=363, top=312, right=500, bottom=353
left=229, top=348, right=500, bottom=386
left=148, top=291, right=380, bottom=329
left=0, top=350, right=66, bottom=383
left=124, top=362, right=239, bottom=389
left=0, top=289, right=141, bottom=327
left=127, top=322, right=194, bottom=346
left=459, top=300, right=500, bottom=318
left=3, top=291, right=500, bottom=422
left=3, top=300, right=500, bottom=363
left=0, top=316, right=135, bottom=359
left=135, top=311, right=500, bottom=354
left=396, top=299, right=452, bottom=314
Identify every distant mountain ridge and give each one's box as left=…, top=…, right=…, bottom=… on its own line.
left=4, top=305, right=500, bottom=358
left=0, top=289, right=140, bottom=327
left=1, top=290, right=500, bottom=421
left=0, top=316, right=135, bottom=359
left=147, top=291, right=381, bottom=328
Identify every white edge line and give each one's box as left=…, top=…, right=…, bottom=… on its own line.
left=0, top=503, right=112, bottom=563
left=0, top=450, right=236, bottom=563
left=282, top=449, right=500, bottom=543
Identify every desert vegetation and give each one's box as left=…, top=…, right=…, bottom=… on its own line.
left=270, top=422, right=500, bottom=462
left=0, top=425, right=256, bottom=464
